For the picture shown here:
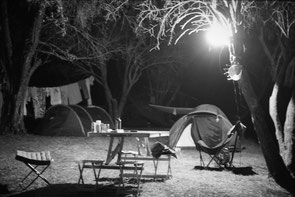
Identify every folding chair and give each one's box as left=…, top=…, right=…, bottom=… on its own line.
left=15, top=150, right=53, bottom=190
left=77, top=159, right=104, bottom=185
left=77, top=158, right=144, bottom=196
left=196, top=121, right=246, bottom=168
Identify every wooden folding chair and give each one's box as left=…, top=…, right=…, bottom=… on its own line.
left=15, top=150, right=53, bottom=190
left=77, top=159, right=104, bottom=185
left=77, top=158, right=144, bottom=196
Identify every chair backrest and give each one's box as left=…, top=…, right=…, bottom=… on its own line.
left=190, top=112, right=233, bottom=148
left=217, top=121, right=244, bottom=148
left=196, top=121, right=244, bottom=154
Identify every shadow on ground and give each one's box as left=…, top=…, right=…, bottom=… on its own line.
left=194, top=166, right=257, bottom=176
left=6, top=184, right=138, bottom=197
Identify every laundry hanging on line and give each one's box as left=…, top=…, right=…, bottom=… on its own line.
left=25, top=76, right=94, bottom=119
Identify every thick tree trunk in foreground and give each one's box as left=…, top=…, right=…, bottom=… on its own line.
left=269, top=83, right=295, bottom=176
left=239, top=71, right=295, bottom=194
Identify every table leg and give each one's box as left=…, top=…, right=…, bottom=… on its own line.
left=106, top=137, right=125, bottom=164
left=136, top=137, right=151, bottom=156
left=106, top=137, right=114, bottom=164
left=116, top=137, right=124, bottom=163
left=136, top=137, right=142, bottom=155
left=145, top=137, right=151, bottom=156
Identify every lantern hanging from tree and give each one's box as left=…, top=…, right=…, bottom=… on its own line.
left=225, top=63, right=243, bottom=81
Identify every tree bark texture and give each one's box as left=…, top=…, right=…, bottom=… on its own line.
left=239, top=71, right=295, bottom=194
left=270, top=83, right=295, bottom=177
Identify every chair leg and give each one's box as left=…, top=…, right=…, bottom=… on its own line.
left=152, top=159, right=159, bottom=181
left=206, top=146, right=226, bottom=168
left=167, top=157, right=172, bottom=178
left=20, top=163, right=50, bottom=190
left=229, top=136, right=239, bottom=167
left=206, top=155, right=217, bottom=167
left=20, top=167, right=35, bottom=187
left=199, top=150, right=205, bottom=167
left=77, top=163, right=84, bottom=184
left=134, top=162, right=144, bottom=196
left=119, top=164, right=125, bottom=189
left=92, top=162, right=103, bottom=188
left=117, top=162, right=144, bottom=196
left=117, top=162, right=126, bottom=197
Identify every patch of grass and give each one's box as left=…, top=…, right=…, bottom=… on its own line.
left=0, top=134, right=292, bottom=197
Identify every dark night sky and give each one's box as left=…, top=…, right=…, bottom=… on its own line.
left=172, top=32, right=239, bottom=120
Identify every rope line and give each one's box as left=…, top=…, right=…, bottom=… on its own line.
left=232, top=81, right=242, bottom=121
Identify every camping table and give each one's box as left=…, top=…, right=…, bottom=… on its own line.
left=88, top=131, right=158, bottom=164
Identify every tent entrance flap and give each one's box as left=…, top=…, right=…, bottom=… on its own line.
left=176, top=124, right=195, bottom=147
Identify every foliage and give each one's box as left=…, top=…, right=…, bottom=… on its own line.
left=136, top=0, right=254, bottom=50
left=135, top=1, right=295, bottom=52
left=35, top=0, right=183, bottom=120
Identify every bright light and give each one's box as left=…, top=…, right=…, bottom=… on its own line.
left=206, top=23, right=232, bottom=47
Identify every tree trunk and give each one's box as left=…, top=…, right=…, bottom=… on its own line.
left=117, top=77, right=133, bottom=118
left=13, top=85, right=27, bottom=133
left=0, top=0, right=13, bottom=134
left=284, top=92, right=295, bottom=176
left=117, top=60, right=142, bottom=122
left=11, top=2, right=45, bottom=134
left=100, top=61, right=116, bottom=120
left=270, top=83, right=295, bottom=177
left=239, top=71, right=295, bottom=194
left=0, top=90, right=14, bottom=134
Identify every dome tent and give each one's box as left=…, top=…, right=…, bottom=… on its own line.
left=35, top=104, right=114, bottom=136
left=85, top=106, right=115, bottom=129
left=168, top=104, right=241, bottom=150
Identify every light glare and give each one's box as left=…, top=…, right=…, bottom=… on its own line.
left=206, top=23, right=231, bottom=47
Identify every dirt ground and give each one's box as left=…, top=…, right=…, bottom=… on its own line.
left=0, top=134, right=293, bottom=197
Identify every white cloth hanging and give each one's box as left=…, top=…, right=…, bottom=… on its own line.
left=85, top=76, right=94, bottom=106
left=67, top=82, right=82, bottom=104
left=49, top=87, right=62, bottom=105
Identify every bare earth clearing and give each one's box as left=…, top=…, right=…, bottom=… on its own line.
left=0, top=134, right=292, bottom=197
